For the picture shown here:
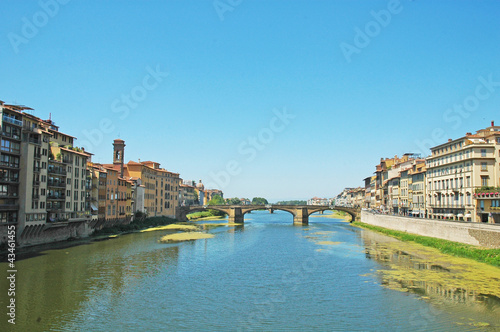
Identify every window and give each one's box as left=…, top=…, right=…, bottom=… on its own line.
left=74, top=191, right=78, bottom=200
left=481, top=176, right=489, bottom=187
left=74, top=179, right=79, bottom=189
left=481, top=162, right=487, bottom=171
left=481, top=149, right=487, bottom=157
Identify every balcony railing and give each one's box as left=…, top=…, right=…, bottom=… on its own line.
left=47, top=181, right=66, bottom=188
left=63, top=158, right=73, bottom=164
left=33, top=153, right=42, bottom=159
left=47, top=194, right=65, bottom=200
left=475, top=187, right=500, bottom=194
left=1, top=131, right=21, bottom=140
left=0, top=147, right=20, bottom=154
left=0, top=204, right=19, bottom=210
left=0, top=177, right=19, bottom=183
left=29, top=138, right=41, bottom=145
left=48, top=168, right=67, bottom=175
left=0, top=161, right=19, bottom=169
left=2, top=115, right=22, bottom=126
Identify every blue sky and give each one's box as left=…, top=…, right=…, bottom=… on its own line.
left=1, top=0, right=500, bottom=201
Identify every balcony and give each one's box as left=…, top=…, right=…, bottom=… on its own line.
left=1, top=131, right=21, bottom=140
left=0, top=161, right=19, bottom=169
left=0, top=147, right=20, bottom=155
left=475, top=187, right=500, bottom=194
left=47, top=192, right=65, bottom=199
left=33, top=166, right=41, bottom=172
left=63, top=158, right=73, bottom=165
left=2, top=115, right=22, bottom=127
left=0, top=204, right=19, bottom=210
left=33, top=180, right=40, bottom=186
left=0, top=177, right=19, bottom=184
left=32, top=194, right=40, bottom=200
left=48, top=167, right=67, bottom=175
left=29, top=138, right=41, bottom=145
left=47, top=180, right=66, bottom=188
left=34, top=152, right=42, bottom=159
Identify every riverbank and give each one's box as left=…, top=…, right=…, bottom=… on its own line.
left=314, top=210, right=352, bottom=222
left=91, top=216, right=177, bottom=237
left=353, top=221, right=500, bottom=267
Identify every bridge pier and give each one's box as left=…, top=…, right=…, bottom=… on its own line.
left=228, top=207, right=244, bottom=223
left=293, top=208, right=309, bottom=225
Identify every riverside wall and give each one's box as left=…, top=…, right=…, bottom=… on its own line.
left=361, top=210, right=500, bottom=249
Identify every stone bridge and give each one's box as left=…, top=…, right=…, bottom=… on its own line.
left=177, top=205, right=360, bottom=225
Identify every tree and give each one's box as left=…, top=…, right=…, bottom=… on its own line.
left=252, top=197, right=268, bottom=205
left=208, top=194, right=226, bottom=217
left=228, top=197, right=241, bottom=205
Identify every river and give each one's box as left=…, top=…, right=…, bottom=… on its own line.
left=1, top=211, right=499, bottom=331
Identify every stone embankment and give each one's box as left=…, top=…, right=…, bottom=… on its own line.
left=361, top=210, right=500, bottom=248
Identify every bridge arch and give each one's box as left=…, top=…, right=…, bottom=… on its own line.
left=307, top=207, right=356, bottom=223
left=241, top=206, right=297, bottom=218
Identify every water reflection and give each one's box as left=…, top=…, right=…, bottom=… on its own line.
left=360, top=230, right=500, bottom=313
left=0, top=232, right=180, bottom=331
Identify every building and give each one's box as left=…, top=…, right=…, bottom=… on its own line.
left=0, top=101, right=94, bottom=246
left=180, top=182, right=197, bottom=206
left=0, top=102, right=23, bottom=225
left=105, top=139, right=180, bottom=218
left=308, top=197, right=330, bottom=206
left=409, top=162, right=426, bottom=218
left=426, top=122, right=500, bottom=222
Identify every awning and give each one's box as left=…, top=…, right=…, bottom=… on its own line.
left=457, top=214, right=464, bottom=218
left=412, top=211, right=420, bottom=215
left=447, top=213, right=455, bottom=217
left=464, top=213, right=472, bottom=218
left=91, top=204, right=98, bottom=211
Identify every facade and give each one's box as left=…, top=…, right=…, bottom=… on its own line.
left=426, top=124, right=500, bottom=222
left=0, top=101, right=94, bottom=245
left=409, top=162, right=426, bottom=218
left=308, top=197, right=330, bottom=206
left=180, top=183, right=197, bottom=206
left=106, top=141, right=181, bottom=218
left=0, top=103, right=23, bottom=225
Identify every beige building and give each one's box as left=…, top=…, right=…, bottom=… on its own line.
left=409, top=162, right=426, bottom=218
left=0, top=101, right=93, bottom=244
left=426, top=122, right=499, bottom=222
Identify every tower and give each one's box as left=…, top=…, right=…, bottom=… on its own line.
left=113, top=139, right=126, bottom=177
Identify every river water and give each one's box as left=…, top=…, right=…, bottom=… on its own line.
left=1, top=211, right=500, bottom=331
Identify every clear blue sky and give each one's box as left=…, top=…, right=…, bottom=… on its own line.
left=2, top=0, right=500, bottom=202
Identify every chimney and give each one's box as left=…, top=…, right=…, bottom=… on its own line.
left=448, top=138, right=452, bottom=142
left=492, top=120, right=495, bottom=127
left=466, top=132, right=472, bottom=136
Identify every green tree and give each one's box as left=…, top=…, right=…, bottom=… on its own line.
left=228, top=197, right=241, bottom=205
left=208, top=194, right=226, bottom=217
left=252, top=197, right=268, bottom=205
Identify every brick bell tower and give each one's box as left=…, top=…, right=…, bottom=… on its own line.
left=113, top=139, right=126, bottom=177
